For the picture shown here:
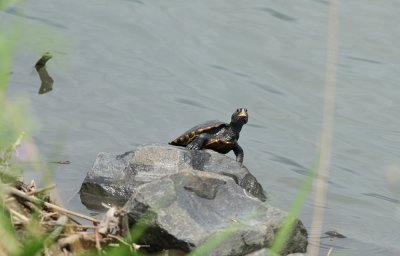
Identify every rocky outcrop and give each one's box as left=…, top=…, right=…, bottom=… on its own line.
left=123, top=168, right=307, bottom=255
left=79, top=144, right=308, bottom=255
left=80, top=144, right=266, bottom=209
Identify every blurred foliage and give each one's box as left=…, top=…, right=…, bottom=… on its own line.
left=0, top=1, right=45, bottom=255
left=270, top=159, right=318, bottom=255
left=0, top=0, right=18, bottom=10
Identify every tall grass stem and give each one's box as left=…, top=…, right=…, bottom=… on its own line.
left=308, top=0, right=339, bottom=255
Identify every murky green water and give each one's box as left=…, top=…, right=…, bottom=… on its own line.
left=4, top=0, right=400, bottom=255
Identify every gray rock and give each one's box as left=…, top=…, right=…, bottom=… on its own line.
left=80, top=144, right=266, bottom=209
left=79, top=144, right=308, bottom=255
left=246, top=248, right=308, bottom=256
left=245, top=248, right=269, bottom=256
left=123, top=169, right=308, bottom=255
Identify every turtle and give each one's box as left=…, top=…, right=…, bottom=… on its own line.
left=169, top=108, right=248, bottom=163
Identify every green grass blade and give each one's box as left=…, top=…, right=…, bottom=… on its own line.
left=269, top=157, right=319, bottom=255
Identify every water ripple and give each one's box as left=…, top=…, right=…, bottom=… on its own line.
left=249, top=81, right=285, bottom=96
left=318, top=238, right=400, bottom=255
left=174, top=97, right=216, bottom=111
left=123, top=0, right=144, bottom=4
left=265, top=151, right=308, bottom=175
left=247, top=123, right=268, bottom=129
left=207, top=64, right=251, bottom=78
left=4, top=7, right=67, bottom=29
left=362, top=192, right=400, bottom=204
left=312, top=0, right=329, bottom=5
left=346, top=56, right=383, bottom=65
left=256, top=7, right=297, bottom=22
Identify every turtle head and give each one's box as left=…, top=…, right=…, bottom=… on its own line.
left=231, top=108, right=248, bottom=125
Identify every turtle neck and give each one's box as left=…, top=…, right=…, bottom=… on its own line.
left=227, top=122, right=244, bottom=139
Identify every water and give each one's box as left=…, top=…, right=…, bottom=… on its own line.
left=3, top=0, right=400, bottom=255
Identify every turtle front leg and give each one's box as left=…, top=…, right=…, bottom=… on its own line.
left=233, top=142, right=244, bottom=164
left=187, top=134, right=209, bottom=150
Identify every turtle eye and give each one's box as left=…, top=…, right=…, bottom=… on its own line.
left=236, top=109, right=240, bottom=112
left=244, top=108, right=247, bottom=112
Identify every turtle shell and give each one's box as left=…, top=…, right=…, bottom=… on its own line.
left=202, top=138, right=234, bottom=154
left=169, top=120, right=227, bottom=146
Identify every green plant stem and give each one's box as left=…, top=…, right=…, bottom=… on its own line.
left=270, top=159, right=318, bottom=255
